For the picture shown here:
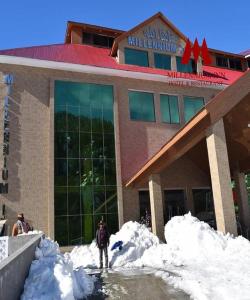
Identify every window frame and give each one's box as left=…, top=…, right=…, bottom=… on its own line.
left=128, top=89, right=156, bottom=122
left=160, top=93, right=180, bottom=124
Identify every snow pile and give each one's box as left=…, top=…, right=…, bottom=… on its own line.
left=160, top=214, right=250, bottom=300
left=70, top=221, right=159, bottom=269
left=21, top=237, right=94, bottom=300
left=70, top=214, right=250, bottom=300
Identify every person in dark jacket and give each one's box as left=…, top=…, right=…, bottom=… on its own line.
left=96, top=220, right=110, bottom=268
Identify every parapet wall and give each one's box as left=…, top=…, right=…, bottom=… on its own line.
left=0, top=234, right=43, bottom=300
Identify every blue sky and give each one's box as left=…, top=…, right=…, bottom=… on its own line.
left=0, top=0, right=249, bottom=53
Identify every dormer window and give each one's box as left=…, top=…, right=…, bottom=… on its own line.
left=82, top=32, right=114, bottom=48
left=154, top=53, right=171, bottom=70
left=124, top=48, right=149, bottom=67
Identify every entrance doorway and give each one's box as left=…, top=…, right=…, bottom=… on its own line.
left=164, top=190, right=186, bottom=223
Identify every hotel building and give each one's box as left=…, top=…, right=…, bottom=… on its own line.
left=0, top=12, right=249, bottom=245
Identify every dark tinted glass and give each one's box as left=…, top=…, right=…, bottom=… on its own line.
left=184, top=96, right=204, bottom=123
left=129, top=91, right=155, bottom=122
left=154, top=53, right=171, bottom=70
left=125, top=48, right=149, bottom=67
left=54, top=81, right=118, bottom=245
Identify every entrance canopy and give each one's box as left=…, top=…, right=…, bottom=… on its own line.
left=126, top=70, right=250, bottom=187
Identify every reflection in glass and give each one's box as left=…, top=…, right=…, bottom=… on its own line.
left=68, top=187, right=80, bottom=215
left=69, top=215, right=81, bottom=245
left=54, top=81, right=118, bottom=246
left=68, top=159, right=80, bottom=186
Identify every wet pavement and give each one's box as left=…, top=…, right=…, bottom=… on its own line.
left=86, top=268, right=189, bottom=300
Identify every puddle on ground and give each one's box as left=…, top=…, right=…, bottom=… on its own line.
left=86, top=268, right=190, bottom=300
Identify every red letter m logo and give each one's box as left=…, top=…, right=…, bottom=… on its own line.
left=182, top=38, right=212, bottom=65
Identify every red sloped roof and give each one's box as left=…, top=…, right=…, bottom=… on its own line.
left=0, top=43, right=244, bottom=85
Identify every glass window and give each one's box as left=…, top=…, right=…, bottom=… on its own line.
left=216, top=56, right=228, bottom=68
left=184, top=96, right=204, bottom=123
left=129, top=91, right=155, bottom=122
left=160, top=95, right=180, bottom=124
left=54, top=81, right=118, bottom=246
left=154, top=53, right=171, bottom=70
left=229, top=58, right=242, bottom=71
left=176, top=56, right=196, bottom=73
left=124, top=48, right=149, bottom=67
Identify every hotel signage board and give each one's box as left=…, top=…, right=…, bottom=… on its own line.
left=127, top=26, right=184, bottom=54
left=0, top=74, right=13, bottom=193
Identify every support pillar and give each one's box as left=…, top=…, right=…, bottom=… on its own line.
left=206, top=119, right=237, bottom=236
left=234, top=170, right=250, bottom=231
left=148, top=174, right=165, bottom=241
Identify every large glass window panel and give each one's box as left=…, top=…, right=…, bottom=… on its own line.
left=125, top=48, right=149, bottom=67
left=67, top=106, right=79, bottom=132
left=55, top=159, right=67, bottom=186
left=55, top=106, right=66, bottom=132
left=80, top=132, right=92, bottom=158
left=82, top=215, right=93, bottom=244
left=92, top=133, right=103, bottom=158
left=176, top=56, right=196, bottom=73
left=55, top=216, right=68, bottom=246
left=80, top=159, right=92, bottom=186
left=160, top=95, right=180, bottom=124
left=55, top=132, right=67, bottom=158
left=154, top=53, right=171, bottom=70
left=105, top=159, right=116, bottom=185
left=68, top=187, right=81, bottom=215
left=68, top=216, right=82, bottom=245
left=106, top=187, right=118, bottom=213
left=129, top=91, right=155, bottom=122
left=81, top=186, right=93, bottom=214
left=104, top=134, right=115, bottom=158
left=68, top=159, right=80, bottom=186
left=93, top=187, right=106, bottom=214
left=184, top=96, right=204, bottom=123
left=54, top=187, right=67, bottom=216
left=102, top=86, right=114, bottom=132
left=67, top=132, right=79, bottom=158
left=106, top=214, right=119, bottom=234
left=93, top=159, right=105, bottom=185
left=80, top=105, right=91, bottom=132
left=55, top=81, right=118, bottom=246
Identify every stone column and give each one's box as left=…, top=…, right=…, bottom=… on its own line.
left=206, top=118, right=237, bottom=236
left=234, top=170, right=250, bottom=231
left=148, top=174, right=165, bottom=241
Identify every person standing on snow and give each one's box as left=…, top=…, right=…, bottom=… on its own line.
left=96, top=220, right=110, bottom=269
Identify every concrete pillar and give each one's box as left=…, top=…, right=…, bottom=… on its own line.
left=148, top=174, right=165, bottom=240
left=206, top=118, right=237, bottom=236
left=234, top=170, right=250, bottom=231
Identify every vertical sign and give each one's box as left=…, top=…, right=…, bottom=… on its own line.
left=0, top=74, right=13, bottom=194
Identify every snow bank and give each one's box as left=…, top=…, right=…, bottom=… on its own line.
left=70, top=221, right=159, bottom=269
left=70, top=214, right=250, bottom=300
left=161, top=213, right=250, bottom=300
left=21, top=238, right=94, bottom=300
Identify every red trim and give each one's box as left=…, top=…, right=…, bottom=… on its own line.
left=0, top=44, right=244, bottom=85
